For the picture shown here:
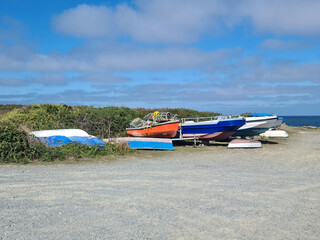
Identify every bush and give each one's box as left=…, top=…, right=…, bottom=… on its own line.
left=1, top=104, right=81, bottom=131
left=0, top=104, right=23, bottom=120
left=134, top=107, right=220, bottom=119
left=0, top=123, right=31, bottom=163
left=74, top=106, right=137, bottom=138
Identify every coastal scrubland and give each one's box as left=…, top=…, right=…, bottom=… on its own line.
left=0, top=104, right=219, bottom=163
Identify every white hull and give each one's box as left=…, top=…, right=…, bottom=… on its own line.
left=238, top=120, right=267, bottom=130
left=244, top=116, right=278, bottom=129
left=260, top=130, right=288, bottom=138
left=228, top=139, right=261, bottom=148
left=30, top=129, right=89, bottom=137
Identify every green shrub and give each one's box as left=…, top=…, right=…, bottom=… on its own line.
left=240, top=112, right=253, bottom=117
left=0, top=104, right=23, bottom=120
left=0, top=122, right=64, bottom=163
left=74, top=106, right=137, bottom=138
left=0, top=123, right=31, bottom=163
left=134, top=107, right=220, bottom=119
left=1, top=104, right=81, bottom=131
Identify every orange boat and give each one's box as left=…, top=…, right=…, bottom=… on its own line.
left=126, top=120, right=179, bottom=138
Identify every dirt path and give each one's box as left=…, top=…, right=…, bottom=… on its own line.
left=1, top=127, right=319, bottom=239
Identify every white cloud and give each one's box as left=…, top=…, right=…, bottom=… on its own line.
left=52, top=4, right=115, bottom=38
left=52, top=0, right=224, bottom=43
left=0, top=39, right=240, bottom=72
left=260, top=39, right=315, bottom=50
left=4, top=81, right=318, bottom=113
left=94, top=47, right=240, bottom=71
left=237, top=62, right=320, bottom=83
left=78, top=74, right=131, bottom=83
left=52, top=0, right=320, bottom=44
left=242, top=0, right=320, bottom=36
left=0, top=77, right=27, bottom=87
left=32, top=74, right=68, bottom=85
left=0, top=74, right=69, bottom=88
left=115, top=0, right=224, bottom=43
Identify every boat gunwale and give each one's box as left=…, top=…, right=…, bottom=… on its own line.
left=245, top=116, right=278, bottom=122
left=180, top=115, right=243, bottom=123
left=181, top=118, right=245, bottom=129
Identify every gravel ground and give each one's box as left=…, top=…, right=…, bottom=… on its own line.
left=1, top=127, right=319, bottom=240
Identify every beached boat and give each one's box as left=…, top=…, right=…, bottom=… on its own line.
left=228, top=139, right=262, bottom=148
left=126, top=112, right=179, bottom=138
left=30, top=129, right=105, bottom=148
left=233, top=113, right=279, bottom=137
left=180, top=116, right=245, bottom=140
left=113, top=137, right=174, bottom=150
left=260, top=130, right=288, bottom=138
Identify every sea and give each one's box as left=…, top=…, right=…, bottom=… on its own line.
left=282, top=116, right=320, bottom=127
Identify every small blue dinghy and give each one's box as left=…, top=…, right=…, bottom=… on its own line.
left=114, top=137, right=174, bottom=150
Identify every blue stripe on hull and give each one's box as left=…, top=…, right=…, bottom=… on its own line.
left=182, top=119, right=245, bottom=135
left=128, top=141, right=173, bottom=150
left=233, top=128, right=269, bottom=137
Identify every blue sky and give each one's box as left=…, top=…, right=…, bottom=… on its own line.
left=0, top=0, right=319, bottom=115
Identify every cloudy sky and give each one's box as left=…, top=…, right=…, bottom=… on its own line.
left=0, top=0, right=319, bottom=115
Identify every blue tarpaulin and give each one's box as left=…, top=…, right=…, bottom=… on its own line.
left=38, top=135, right=105, bottom=148
left=69, top=136, right=105, bottom=148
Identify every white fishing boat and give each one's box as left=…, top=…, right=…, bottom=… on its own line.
left=233, top=113, right=278, bottom=137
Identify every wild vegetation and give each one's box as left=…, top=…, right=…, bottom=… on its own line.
left=0, top=104, right=23, bottom=119
left=0, top=104, right=220, bottom=163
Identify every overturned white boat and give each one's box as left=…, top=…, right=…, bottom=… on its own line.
left=228, top=139, right=261, bottom=148
left=31, top=129, right=90, bottom=138
left=260, top=130, right=288, bottom=138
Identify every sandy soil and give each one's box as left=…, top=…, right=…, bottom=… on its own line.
left=0, top=126, right=319, bottom=239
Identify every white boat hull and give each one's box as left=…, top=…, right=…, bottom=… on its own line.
left=245, top=116, right=278, bottom=129
left=234, top=115, right=278, bottom=137
left=238, top=120, right=267, bottom=130
left=30, top=129, right=89, bottom=137
left=260, top=130, right=288, bottom=138
left=228, top=139, right=262, bottom=148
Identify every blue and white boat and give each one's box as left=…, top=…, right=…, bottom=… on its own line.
left=180, top=116, right=245, bottom=140
left=30, top=129, right=105, bottom=148
left=234, top=113, right=279, bottom=137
